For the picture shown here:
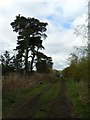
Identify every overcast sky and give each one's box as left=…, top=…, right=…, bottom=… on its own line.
left=0, top=0, right=88, bottom=70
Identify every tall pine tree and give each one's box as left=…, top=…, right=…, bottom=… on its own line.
left=11, top=15, right=48, bottom=73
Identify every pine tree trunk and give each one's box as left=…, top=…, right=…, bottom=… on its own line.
left=25, top=48, right=28, bottom=74
left=30, top=53, right=35, bottom=73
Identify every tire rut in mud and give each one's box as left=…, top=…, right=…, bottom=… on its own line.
left=7, top=85, right=52, bottom=118
left=7, top=79, right=74, bottom=118
left=47, top=79, right=74, bottom=118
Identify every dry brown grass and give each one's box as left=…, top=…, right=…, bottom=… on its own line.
left=2, top=72, right=54, bottom=91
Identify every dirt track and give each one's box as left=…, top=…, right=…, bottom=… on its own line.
left=7, top=79, right=74, bottom=118
left=48, top=79, right=73, bottom=118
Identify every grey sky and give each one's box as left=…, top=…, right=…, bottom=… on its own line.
left=0, top=0, right=88, bottom=70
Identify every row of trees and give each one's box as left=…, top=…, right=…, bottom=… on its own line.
left=0, top=15, right=53, bottom=75
left=62, top=11, right=89, bottom=86
left=62, top=46, right=88, bottom=84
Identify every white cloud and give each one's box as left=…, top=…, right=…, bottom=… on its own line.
left=0, top=0, right=88, bottom=70
left=60, top=0, right=87, bottom=19
left=72, top=13, right=88, bottom=27
left=0, top=0, right=13, bottom=8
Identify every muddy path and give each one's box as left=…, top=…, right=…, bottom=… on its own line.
left=58, top=79, right=73, bottom=117
left=7, top=85, right=51, bottom=118
left=7, top=79, right=74, bottom=118
left=47, top=79, right=74, bottom=118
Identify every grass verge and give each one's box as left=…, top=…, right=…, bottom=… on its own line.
left=2, top=80, right=52, bottom=117
left=66, top=79, right=89, bottom=118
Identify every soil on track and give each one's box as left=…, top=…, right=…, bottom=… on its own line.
left=47, top=79, right=74, bottom=118
left=7, top=79, right=74, bottom=118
